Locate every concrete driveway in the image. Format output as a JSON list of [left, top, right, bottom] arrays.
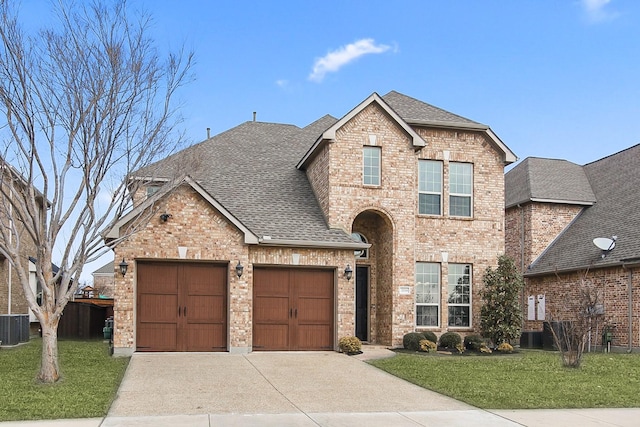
[[104, 350, 519, 426], [109, 351, 472, 415]]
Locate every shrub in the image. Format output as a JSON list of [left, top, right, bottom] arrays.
[[481, 255, 524, 346], [464, 334, 484, 351], [419, 339, 437, 353], [480, 344, 493, 354], [338, 336, 362, 354], [403, 332, 426, 351], [497, 342, 514, 353], [439, 332, 462, 349], [455, 343, 465, 354], [422, 331, 438, 343]]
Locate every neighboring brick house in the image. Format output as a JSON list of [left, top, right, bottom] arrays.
[[0, 165, 41, 323], [106, 91, 516, 356], [91, 261, 115, 298], [505, 145, 640, 350]]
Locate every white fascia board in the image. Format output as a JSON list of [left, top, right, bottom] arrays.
[[297, 92, 427, 169], [258, 237, 370, 250], [485, 128, 518, 164]]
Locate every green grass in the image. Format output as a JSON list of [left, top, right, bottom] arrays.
[[369, 350, 640, 409], [0, 339, 129, 421]]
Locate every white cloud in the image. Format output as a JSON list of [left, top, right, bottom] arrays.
[[581, 0, 619, 23], [309, 38, 391, 83], [276, 79, 289, 88]]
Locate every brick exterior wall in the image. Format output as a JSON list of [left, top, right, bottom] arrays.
[[307, 103, 507, 346], [523, 266, 640, 349], [0, 180, 39, 316], [113, 101, 509, 353], [92, 273, 115, 298], [505, 202, 583, 272], [113, 185, 353, 354]]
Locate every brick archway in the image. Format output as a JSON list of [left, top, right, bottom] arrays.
[[352, 209, 394, 346]]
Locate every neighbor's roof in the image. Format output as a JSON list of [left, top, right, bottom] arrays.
[[524, 144, 640, 276], [92, 261, 114, 276], [505, 157, 596, 208]]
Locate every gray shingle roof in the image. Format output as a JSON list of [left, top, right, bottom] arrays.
[[136, 91, 508, 246], [505, 157, 596, 208], [141, 116, 353, 244], [382, 91, 483, 127], [525, 144, 640, 276], [92, 261, 114, 275]]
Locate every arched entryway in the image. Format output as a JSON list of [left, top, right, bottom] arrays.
[[351, 209, 394, 346]]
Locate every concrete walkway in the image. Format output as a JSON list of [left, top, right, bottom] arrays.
[[2, 348, 639, 426]]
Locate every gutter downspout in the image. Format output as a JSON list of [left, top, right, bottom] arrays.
[[622, 259, 640, 352], [518, 204, 525, 330], [629, 268, 633, 352], [7, 189, 12, 315]]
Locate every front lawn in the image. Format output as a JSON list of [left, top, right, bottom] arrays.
[[0, 339, 129, 421], [369, 350, 640, 409]]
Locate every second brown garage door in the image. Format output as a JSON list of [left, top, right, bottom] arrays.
[[137, 262, 227, 352], [253, 268, 334, 351]]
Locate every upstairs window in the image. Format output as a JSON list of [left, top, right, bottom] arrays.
[[418, 160, 442, 215], [449, 162, 472, 217], [363, 146, 381, 186]]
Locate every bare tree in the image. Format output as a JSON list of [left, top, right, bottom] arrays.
[[0, 0, 192, 382], [547, 270, 604, 368]]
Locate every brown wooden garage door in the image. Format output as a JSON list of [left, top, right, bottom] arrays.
[[137, 262, 227, 352], [253, 268, 334, 351]]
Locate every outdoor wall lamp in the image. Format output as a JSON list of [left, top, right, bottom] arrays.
[[119, 258, 129, 277], [160, 213, 172, 222], [344, 264, 353, 281], [235, 261, 244, 278]]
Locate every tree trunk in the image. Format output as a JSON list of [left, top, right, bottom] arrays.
[[38, 318, 60, 383]]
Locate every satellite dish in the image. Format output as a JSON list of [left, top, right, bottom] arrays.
[[593, 237, 616, 251]]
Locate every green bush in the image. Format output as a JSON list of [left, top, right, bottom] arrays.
[[338, 336, 362, 354], [403, 332, 426, 351], [464, 334, 484, 351], [422, 331, 438, 343], [439, 332, 462, 349]]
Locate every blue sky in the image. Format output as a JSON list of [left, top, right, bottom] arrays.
[[138, 0, 640, 167], [18, 0, 640, 280]]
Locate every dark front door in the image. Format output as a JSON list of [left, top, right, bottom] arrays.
[[355, 266, 369, 342], [136, 262, 227, 352], [253, 267, 334, 351]]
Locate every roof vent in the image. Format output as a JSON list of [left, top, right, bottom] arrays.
[[253, 112, 256, 122]]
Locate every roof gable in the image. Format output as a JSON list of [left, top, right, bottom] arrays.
[[297, 92, 426, 169], [525, 144, 640, 276], [505, 157, 596, 208], [382, 91, 517, 164]]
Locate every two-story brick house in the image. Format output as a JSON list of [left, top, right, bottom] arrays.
[[106, 91, 516, 356], [505, 145, 640, 351], [0, 163, 45, 343]]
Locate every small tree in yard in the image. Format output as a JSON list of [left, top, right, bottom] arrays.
[[0, 0, 192, 383], [480, 255, 523, 346], [548, 271, 604, 368]]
